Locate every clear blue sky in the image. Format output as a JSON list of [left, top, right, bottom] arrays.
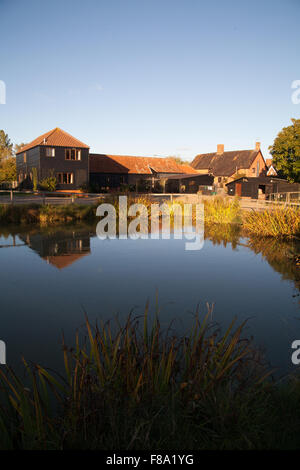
[[1, 0, 300, 160]]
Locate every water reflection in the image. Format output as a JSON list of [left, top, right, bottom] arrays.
[[0, 222, 300, 375], [0, 224, 299, 287], [18, 230, 92, 270]]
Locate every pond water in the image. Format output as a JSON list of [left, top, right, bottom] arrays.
[[0, 222, 299, 377]]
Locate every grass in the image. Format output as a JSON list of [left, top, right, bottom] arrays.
[[1, 306, 300, 450], [203, 197, 241, 224], [243, 206, 300, 239]]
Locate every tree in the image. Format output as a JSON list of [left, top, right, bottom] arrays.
[[0, 158, 16, 183], [0, 130, 13, 161], [14, 142, 27, 155], [268, 118, 300, 183], [169, 156, 189, 165]]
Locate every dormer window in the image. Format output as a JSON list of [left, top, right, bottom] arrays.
[[65, 149, 81, 161], [46, 147, 55, 157]]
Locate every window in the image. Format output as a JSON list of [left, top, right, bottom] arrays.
[[252, 168, 255, 174], [24, 152, 27, 163], [57, 173, 74, 184], [46, 147, 55, 157], [65, 148, 81, 160]]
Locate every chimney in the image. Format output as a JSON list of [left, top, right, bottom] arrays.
[[217, 144, 224, 155], [255, 141, 260, 151]]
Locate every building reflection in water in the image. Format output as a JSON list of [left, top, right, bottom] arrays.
[[19, 229, 92, 270]]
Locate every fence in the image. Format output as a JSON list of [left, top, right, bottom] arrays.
[[0, 190, 205, 205], [268, 192, 300, 205]]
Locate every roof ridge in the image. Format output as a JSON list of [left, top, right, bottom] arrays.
[[16, 127, 89, 154], [40, 127, 58, 144]]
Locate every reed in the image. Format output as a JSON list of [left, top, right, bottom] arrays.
[[243, 207, 300, 238], [0, 306, 277, 450], [203, 197, 241, 224]]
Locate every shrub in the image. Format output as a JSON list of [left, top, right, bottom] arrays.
[[39, 176, 57, 192]]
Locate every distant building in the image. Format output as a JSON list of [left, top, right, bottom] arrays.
[[16, 127, 198, 191], [16, 128, 90, 190], [191, 142, 268, 187], [225, 176, 294, 199], [165, 173, 214, 194], [265, 158, 278, 176], [89, 154, 197, 191]]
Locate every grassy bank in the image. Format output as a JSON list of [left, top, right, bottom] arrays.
[[0, 196, 240, 226], [0, 309, 300, 450], [1, 197, 300, 240]]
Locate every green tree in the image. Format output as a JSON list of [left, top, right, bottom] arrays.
[[268, 118, 300, 183], [0, 130, 13, 161], [0, 158, 17, 183]]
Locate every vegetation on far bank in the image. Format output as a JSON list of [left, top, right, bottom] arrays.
[[1, 307, 300, 450], [243, 206, 300, 239], [0, 195, 300, 239]]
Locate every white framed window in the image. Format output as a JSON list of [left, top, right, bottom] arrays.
[[46, 147, 55, 157], [57, 172, 74, 184], [65, 148, 81, 161]]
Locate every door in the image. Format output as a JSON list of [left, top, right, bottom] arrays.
[[235, 182, 242, 197]]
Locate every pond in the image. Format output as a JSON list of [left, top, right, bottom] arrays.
[[0, 222, 299, 377]]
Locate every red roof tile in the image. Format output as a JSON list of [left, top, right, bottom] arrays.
[[16, 127, 89, 154], [178, 164, 198, 174], [89, 154, 188, 174]]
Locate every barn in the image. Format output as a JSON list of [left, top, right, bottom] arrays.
[[165, 174, 214, 194], [225, 176, 288, 199]]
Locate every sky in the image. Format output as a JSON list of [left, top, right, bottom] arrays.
[[1, 0, 300, 161]]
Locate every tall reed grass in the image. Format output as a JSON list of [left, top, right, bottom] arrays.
[[0, 307, 275, 450], [243, 207, 300, 238], [204, 197, 241, 224]]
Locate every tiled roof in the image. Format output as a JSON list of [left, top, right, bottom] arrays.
[[89, 154, 190, 174], [16, 127, 89, 154], [191, 149, 263, 177], [178, 164, 198, 174]]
